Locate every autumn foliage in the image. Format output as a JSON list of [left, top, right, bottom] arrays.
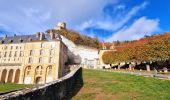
[[47, 29, 99, 48], [102, 33, 170, 64]]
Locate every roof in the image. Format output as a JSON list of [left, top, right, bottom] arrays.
[[0, 33, 61, 44], [99, 42, 115, 50]]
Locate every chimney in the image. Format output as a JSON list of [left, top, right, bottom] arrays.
[[50, 30, 55, 39], [3, 34, 7, 39], [14, 34, 17, 38], [36, 32, 40, 38], [40, 32, 45, 40]]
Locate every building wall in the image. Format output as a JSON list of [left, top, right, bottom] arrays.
[[0, 40, 68, 84], [0, 43, 24, 83]]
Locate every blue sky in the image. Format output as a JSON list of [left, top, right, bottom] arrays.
[[0, 0, 169, 42]]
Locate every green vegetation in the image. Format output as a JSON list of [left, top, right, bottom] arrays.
[[0, 83, 32, 93], [72, 69, 170, 100]]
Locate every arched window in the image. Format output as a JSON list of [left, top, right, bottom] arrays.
[[35, 66, 43, 75], [25, 66, 31, 76], [47, 66, 52, 76]]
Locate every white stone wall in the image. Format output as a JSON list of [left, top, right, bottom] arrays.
[[61, 36, 99, 69]]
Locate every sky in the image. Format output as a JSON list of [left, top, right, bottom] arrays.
[[0, 0, 169, 42]]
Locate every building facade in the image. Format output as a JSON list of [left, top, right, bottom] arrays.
[[98, 42, 116, 68], [0, 32, 68, 84]]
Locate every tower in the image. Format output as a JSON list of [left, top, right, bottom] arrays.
[[56, 22, 66, 30]]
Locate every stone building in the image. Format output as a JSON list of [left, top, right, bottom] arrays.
[[0, 32, 68, 84], [98, 42, 116, 68]]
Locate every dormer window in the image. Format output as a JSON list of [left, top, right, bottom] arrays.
[[19, 38, 23, 42], [29, 38, 32, 41], [103, 46, 106, 50], [0, 40, 4, 44], [10, 39, 13, 43], [110, 46, 114, 49]]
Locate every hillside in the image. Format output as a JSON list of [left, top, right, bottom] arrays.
[[46, 29, 99, 48], [114, 32, 170, 51], [102, 32, 170, 64]]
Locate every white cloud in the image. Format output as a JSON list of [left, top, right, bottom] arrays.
[[106, 17, 160, 42], [116, 5, 126, 10], [76, 1, 148, 32], [0, 0, 118, 35]]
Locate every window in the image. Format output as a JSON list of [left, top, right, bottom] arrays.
[[49, 57, 53, 63], [4, 46, 7, 50], [28, 57, 32, 63], [29, 50, 33, 56], [0, 52, 1, 58], [51, 42, 55, 48], [103, 46, 106, 50], [40, 49, 43, 55], [39, 57, 43, 63], [50, 49, 54, 55], [11, 46, 13, 50], [9, 51, 12, 57], [41, 43, 45, 48], [20, 51, 23, 57], [16, 46, 18, 49], [14, 51, 17, 57], [4, 52, 7, 57], [110, 46, 114, 49]]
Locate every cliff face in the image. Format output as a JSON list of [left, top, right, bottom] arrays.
[[61, 35, 99, 68]]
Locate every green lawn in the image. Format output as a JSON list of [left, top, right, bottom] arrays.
[[0, 83, 32, 93], [72, 69, 170, 100]]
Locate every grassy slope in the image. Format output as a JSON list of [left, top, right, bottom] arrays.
[[72, 69, 170, 100], [0, 83, 32, 93]]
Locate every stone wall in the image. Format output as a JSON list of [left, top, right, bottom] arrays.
[[61, 35, 99, 69], [0, 66, 83, 100]]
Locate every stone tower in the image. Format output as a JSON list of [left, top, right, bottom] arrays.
[[56, 22, 66, 30]]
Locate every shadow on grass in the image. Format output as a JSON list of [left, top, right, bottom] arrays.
[[64, 68, 84, 100]]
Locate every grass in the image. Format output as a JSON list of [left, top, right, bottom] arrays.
[[0, 83, 33, 93], [72, 69, 170, 100]]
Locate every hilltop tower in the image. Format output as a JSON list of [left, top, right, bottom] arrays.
[[56, 22, 66, 30]]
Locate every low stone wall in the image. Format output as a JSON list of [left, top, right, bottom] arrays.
[[0, 66, 83, 100]]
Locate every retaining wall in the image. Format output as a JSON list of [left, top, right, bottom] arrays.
[[0, 67, 83, 100]]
